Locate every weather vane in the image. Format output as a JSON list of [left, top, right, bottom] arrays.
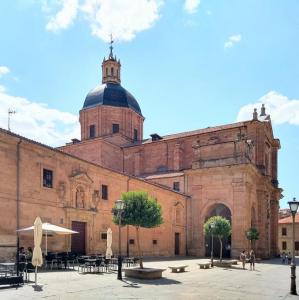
[[109, 33, 114, 59], [8, 108, 16, 131]]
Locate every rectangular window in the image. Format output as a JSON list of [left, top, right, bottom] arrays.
[[102, 185, 108, 200], [173, 182, 180, 191], [101, 233, 107, 240], [153, 240, 157, 245], [282, 227, 287, 236], [112, 123, 119, 133], [295, 242, 299, 251], [134, 129, 138, 141], [43, 169, 53, 188], [129, 239, 135, 245], [89, 124, 96, 138], [282, 241, 287, 250]]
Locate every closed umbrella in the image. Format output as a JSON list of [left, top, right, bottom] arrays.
[[32, 217, 43, 285], [106, 228, 113, 259]]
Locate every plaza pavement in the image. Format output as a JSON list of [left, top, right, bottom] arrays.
[[0, 257, 298, 300]]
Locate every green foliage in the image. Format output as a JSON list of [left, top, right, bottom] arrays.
[[204, 216, 231, 238], [246, 227, 259, 241], [112, 191, 163, 228]]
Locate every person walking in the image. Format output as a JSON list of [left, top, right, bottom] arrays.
[[249, 250, 255, 271], [240, 250, 246, 270], [281, 251, 286, 264]]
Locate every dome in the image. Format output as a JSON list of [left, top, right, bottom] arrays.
[[83, 83, 142, 116]]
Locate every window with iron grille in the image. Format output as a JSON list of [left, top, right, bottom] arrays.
[[102, 185, 108, 200], [153, 240, 157, 245], [173, 182, 180, 191], [295, 242, 299, 251], [282, 241, 287, 250], [129, 239, 135, 245], [89, 124, 96, 138], [101, 233, 107, 240], [112, 123, 119, 133], [134, 129, 138, 141], [282, 227, 287, 236], [43, 169, 53, 188]]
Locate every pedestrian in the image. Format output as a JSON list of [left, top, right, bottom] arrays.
[[249, 249, 255, 271], [240, 250, 246, 269], [288, 252, 292, 265], [281, 251, 286, 264]]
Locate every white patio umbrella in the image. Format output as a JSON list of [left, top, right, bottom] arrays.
[[17, 222, 78, 254], [106, 228, 113, 259], [32, 217, 43, 285]]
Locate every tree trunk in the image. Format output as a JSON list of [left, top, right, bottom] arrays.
[[219, 237, 223, 262], [136, 226, 143, 269]]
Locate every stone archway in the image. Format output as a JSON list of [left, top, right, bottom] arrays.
[[204, 203, 232, 258]]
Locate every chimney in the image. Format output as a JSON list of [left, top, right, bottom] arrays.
[[252, 108, 258, 120], [260, 104, 266, 116]]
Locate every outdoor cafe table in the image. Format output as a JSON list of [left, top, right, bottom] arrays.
[[84, 259, 97, 273]]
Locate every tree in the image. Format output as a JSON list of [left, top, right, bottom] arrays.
[[204, 216, 231, 262], [245, 227, 259, 251], [113, 191, 163, 269]]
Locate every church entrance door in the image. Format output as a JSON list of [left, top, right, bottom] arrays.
[[205, 204, 232, 258], [71, 221, 86, 255]]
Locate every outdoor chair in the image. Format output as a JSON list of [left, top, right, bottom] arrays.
[[25, 262, 35, 282], [77, 257, 87, 273], [65, 253, 76, 270], [102, 258, 111, 272]]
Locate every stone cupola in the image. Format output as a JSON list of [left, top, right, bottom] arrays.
[[101, 37, 121, 84]]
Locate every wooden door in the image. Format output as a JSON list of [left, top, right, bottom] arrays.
[[71, 221, 86, 255], [175, 232, 180, 255]]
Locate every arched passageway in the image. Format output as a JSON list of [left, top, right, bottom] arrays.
[[204, 203, 232, 258]]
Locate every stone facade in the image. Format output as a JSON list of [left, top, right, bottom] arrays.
[[0, 47, 282, 260], [0, 129, 187, 260], [278, 214, 299, 256]]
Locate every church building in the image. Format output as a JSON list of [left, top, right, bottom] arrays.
[[0, 45, 281, 260]]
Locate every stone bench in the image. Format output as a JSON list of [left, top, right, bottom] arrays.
[[168, 265, 188, 273], [213, 260, 232, 268], [198, 262, 211, 269], [124, 268, 166, 279]]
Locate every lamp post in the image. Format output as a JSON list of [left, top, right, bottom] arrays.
[[288, 197, 299, 295], [210, 222, 215, 267], [115, 199, 125, 280]]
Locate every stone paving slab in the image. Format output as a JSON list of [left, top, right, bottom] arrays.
[[0, 258, 298, 300]]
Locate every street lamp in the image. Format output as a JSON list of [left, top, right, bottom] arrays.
[[288, 197, 299, 295], [210, 222, 215, 267], [115, 199, 125, 280]]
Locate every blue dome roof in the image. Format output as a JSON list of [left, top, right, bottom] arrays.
[[83, 83, 142, 116]]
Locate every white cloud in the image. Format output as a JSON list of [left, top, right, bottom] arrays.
[[44, 0, 163, 42], [184, 0, 200, 14], [224, 34, 242, 49], [237, 91, 299, 126], [0, 66, 10, 77], [0, 87, 80, 147], [46, 0, 79, 32]]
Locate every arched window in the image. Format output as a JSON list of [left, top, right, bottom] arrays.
[[111, 67, 114, 76], [106, 68, 108, 76]]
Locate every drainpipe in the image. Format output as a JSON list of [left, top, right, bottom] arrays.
[[16, 139, 22, 275], [126, 177, 131, 257]]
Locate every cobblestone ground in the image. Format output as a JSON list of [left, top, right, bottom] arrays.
[[0, 257, 298, 300]]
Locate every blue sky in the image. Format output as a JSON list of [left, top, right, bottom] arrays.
[[0, 0, 298, 208]]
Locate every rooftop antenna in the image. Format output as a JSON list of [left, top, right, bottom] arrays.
[[8, 108, 16, 131]]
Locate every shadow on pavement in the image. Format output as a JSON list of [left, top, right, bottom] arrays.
[[32, 284, 43, 292], [123, 277, 181, 286]]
